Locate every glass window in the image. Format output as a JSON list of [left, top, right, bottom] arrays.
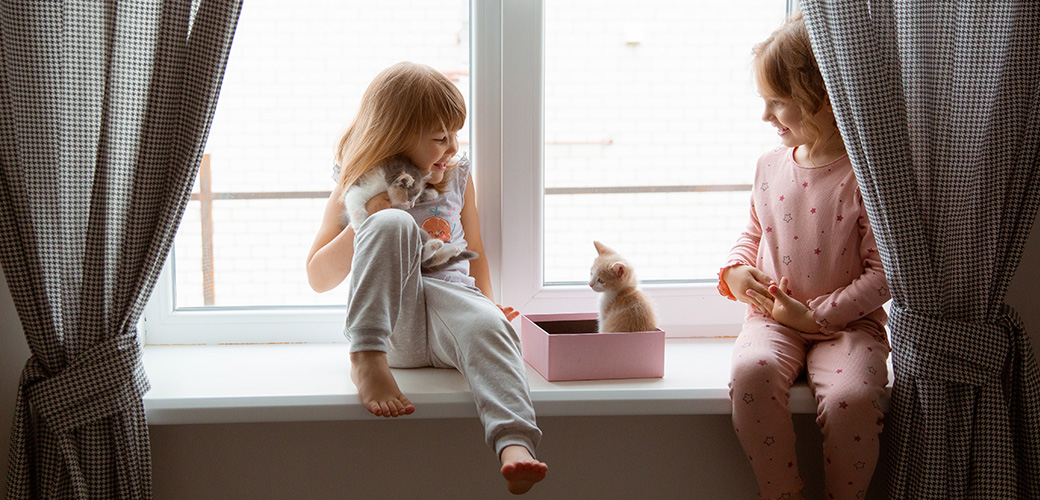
[[172, 0, 471, 308], [542, 1, 786, 284], [146, 1, 791, 343]]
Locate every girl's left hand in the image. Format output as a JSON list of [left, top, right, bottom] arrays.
[[498, 305, 519, 322], [767, 277, 821, 334]]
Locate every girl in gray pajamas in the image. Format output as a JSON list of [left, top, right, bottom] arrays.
[[306, 62, 546, 495]]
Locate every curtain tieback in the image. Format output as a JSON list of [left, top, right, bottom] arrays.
[[19, 332, 150, 434], [889, 304, 1023, 387]]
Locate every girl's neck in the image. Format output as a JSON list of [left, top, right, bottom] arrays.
[[793, 132, 847, 167]]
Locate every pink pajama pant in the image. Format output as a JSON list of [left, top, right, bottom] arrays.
[[730, 316, 889, 500]]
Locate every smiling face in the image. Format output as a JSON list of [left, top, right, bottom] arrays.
[[751, 15, 845, 167], [404, 128, 459, 185], [759, 82, 842, 166], [760, 87, 812, 149]]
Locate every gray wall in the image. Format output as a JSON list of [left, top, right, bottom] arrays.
[[2, 219, 1038, 499]]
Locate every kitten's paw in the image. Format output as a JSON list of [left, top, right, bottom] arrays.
[[345, 207, 369, 231], [421, 188, 440, 202], [421, 239, 445, 262], [422, 243, 465, 269], [428, 245, 460, 266]]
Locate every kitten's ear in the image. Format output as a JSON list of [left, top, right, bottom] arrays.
[[594, 241, 613, 255], [394, 172, 415, 188], [611, 262, 626, 279]]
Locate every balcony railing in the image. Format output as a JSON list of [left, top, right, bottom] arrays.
[[188, 153, 751, 305]]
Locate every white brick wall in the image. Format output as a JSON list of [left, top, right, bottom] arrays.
[[173, 1, 786, 307], [542, 1, 782, 282]]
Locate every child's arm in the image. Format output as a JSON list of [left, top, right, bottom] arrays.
[[804, 192, 890, 333], [459, 175, 518, 321], [718, 190, 774, 312], [459, 175, 492, 300], [306, 184, 390, 293]]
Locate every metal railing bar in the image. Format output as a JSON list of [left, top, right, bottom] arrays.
[[190, 191, 333, 201], [544, 184, 752, 195], [198, 154, 216, 306], [187, 185, 751, 202]]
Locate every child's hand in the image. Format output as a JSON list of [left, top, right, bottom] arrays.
[[723, 264, 775, 314], [766, 277, 821, 333], [365, 192, 392, 213], [498, 305, 519, 322]]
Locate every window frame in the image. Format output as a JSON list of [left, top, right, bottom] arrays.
[[143, 0, 750, 346], [497, 0, 745, 337]]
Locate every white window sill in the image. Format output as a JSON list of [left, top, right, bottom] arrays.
[[142, 338, 893, 425]]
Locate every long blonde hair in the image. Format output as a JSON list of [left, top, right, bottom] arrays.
[[753, 12, 834, 161], [335, 62, 466, 190]]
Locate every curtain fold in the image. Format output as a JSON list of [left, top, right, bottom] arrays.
[[801, 1, 1040, 498], [0, 1, 241, 498]]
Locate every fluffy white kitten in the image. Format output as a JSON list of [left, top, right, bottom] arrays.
[[342, 155, 477, 272]]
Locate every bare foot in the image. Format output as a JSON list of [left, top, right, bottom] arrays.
[[500, 445, 547, 495], [349, 351, 415, 417]]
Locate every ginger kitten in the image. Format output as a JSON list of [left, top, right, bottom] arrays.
[[589, 241, 658, 333]]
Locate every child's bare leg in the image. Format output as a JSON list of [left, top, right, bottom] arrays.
[[500, 445, 547, 495], [349, 350, 415, 417]]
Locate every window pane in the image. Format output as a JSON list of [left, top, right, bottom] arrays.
[[543, 1, 787, 283], [173, 0, 470, 308]]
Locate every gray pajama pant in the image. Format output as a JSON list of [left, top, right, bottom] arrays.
[[344, 209, 541, 457]]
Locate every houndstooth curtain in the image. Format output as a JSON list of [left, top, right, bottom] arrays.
[[801, 1, 1040, 499], [0, 1, 241, 498]]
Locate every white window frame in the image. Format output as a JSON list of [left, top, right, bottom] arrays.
[[143, 0, 747, 345], [496, 0, 744, 337]]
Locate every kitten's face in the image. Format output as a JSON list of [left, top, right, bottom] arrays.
[[589, 241, 636, 292], [386, 172, 428, 209], [384, 157, 434, 209], [590, 259, 632, 292]]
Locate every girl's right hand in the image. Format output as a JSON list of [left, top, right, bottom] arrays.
[[365, 192, 392, 214], [722, 264, 775, 314]]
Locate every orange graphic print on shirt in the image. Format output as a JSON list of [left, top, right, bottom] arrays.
[[421, 217, 452, 242]]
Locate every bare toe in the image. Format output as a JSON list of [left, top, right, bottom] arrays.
[[350, 351, 414, 418], [501, 461, 547, 495], [500, 446, 546, 495]]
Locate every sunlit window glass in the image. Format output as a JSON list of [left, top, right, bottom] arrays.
[[173, 0, 471, 307], [543, 2, 786, 284]]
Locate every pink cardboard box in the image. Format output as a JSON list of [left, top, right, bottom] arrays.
[[520, 312, 665, 381]]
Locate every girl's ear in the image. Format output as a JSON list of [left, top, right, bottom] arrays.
[[823, 96, 838, 127]]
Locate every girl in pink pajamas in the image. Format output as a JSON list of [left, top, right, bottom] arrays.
[[718, 14, 890, 500]]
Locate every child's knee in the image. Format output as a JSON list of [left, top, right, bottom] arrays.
[[469, 315, 520, 349], [729, 359, 792, 405], [362, 208, 416, 233], [817, 384, 884, 428], [731, 352, 788, 386]]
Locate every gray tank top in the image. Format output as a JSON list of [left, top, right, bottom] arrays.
[[406, 153, 475, 289], [333, 152, 476, 290]]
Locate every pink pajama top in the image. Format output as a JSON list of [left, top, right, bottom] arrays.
[[718, 146, 890, 338]]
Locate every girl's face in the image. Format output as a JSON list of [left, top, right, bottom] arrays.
[[405, 128, 459, 185], [760, 86, 842, 165], [760, 91, 814, 149]]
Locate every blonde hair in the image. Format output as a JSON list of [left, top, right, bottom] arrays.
[[335, 62, 467, 190], [753, 12, 833, 161]]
